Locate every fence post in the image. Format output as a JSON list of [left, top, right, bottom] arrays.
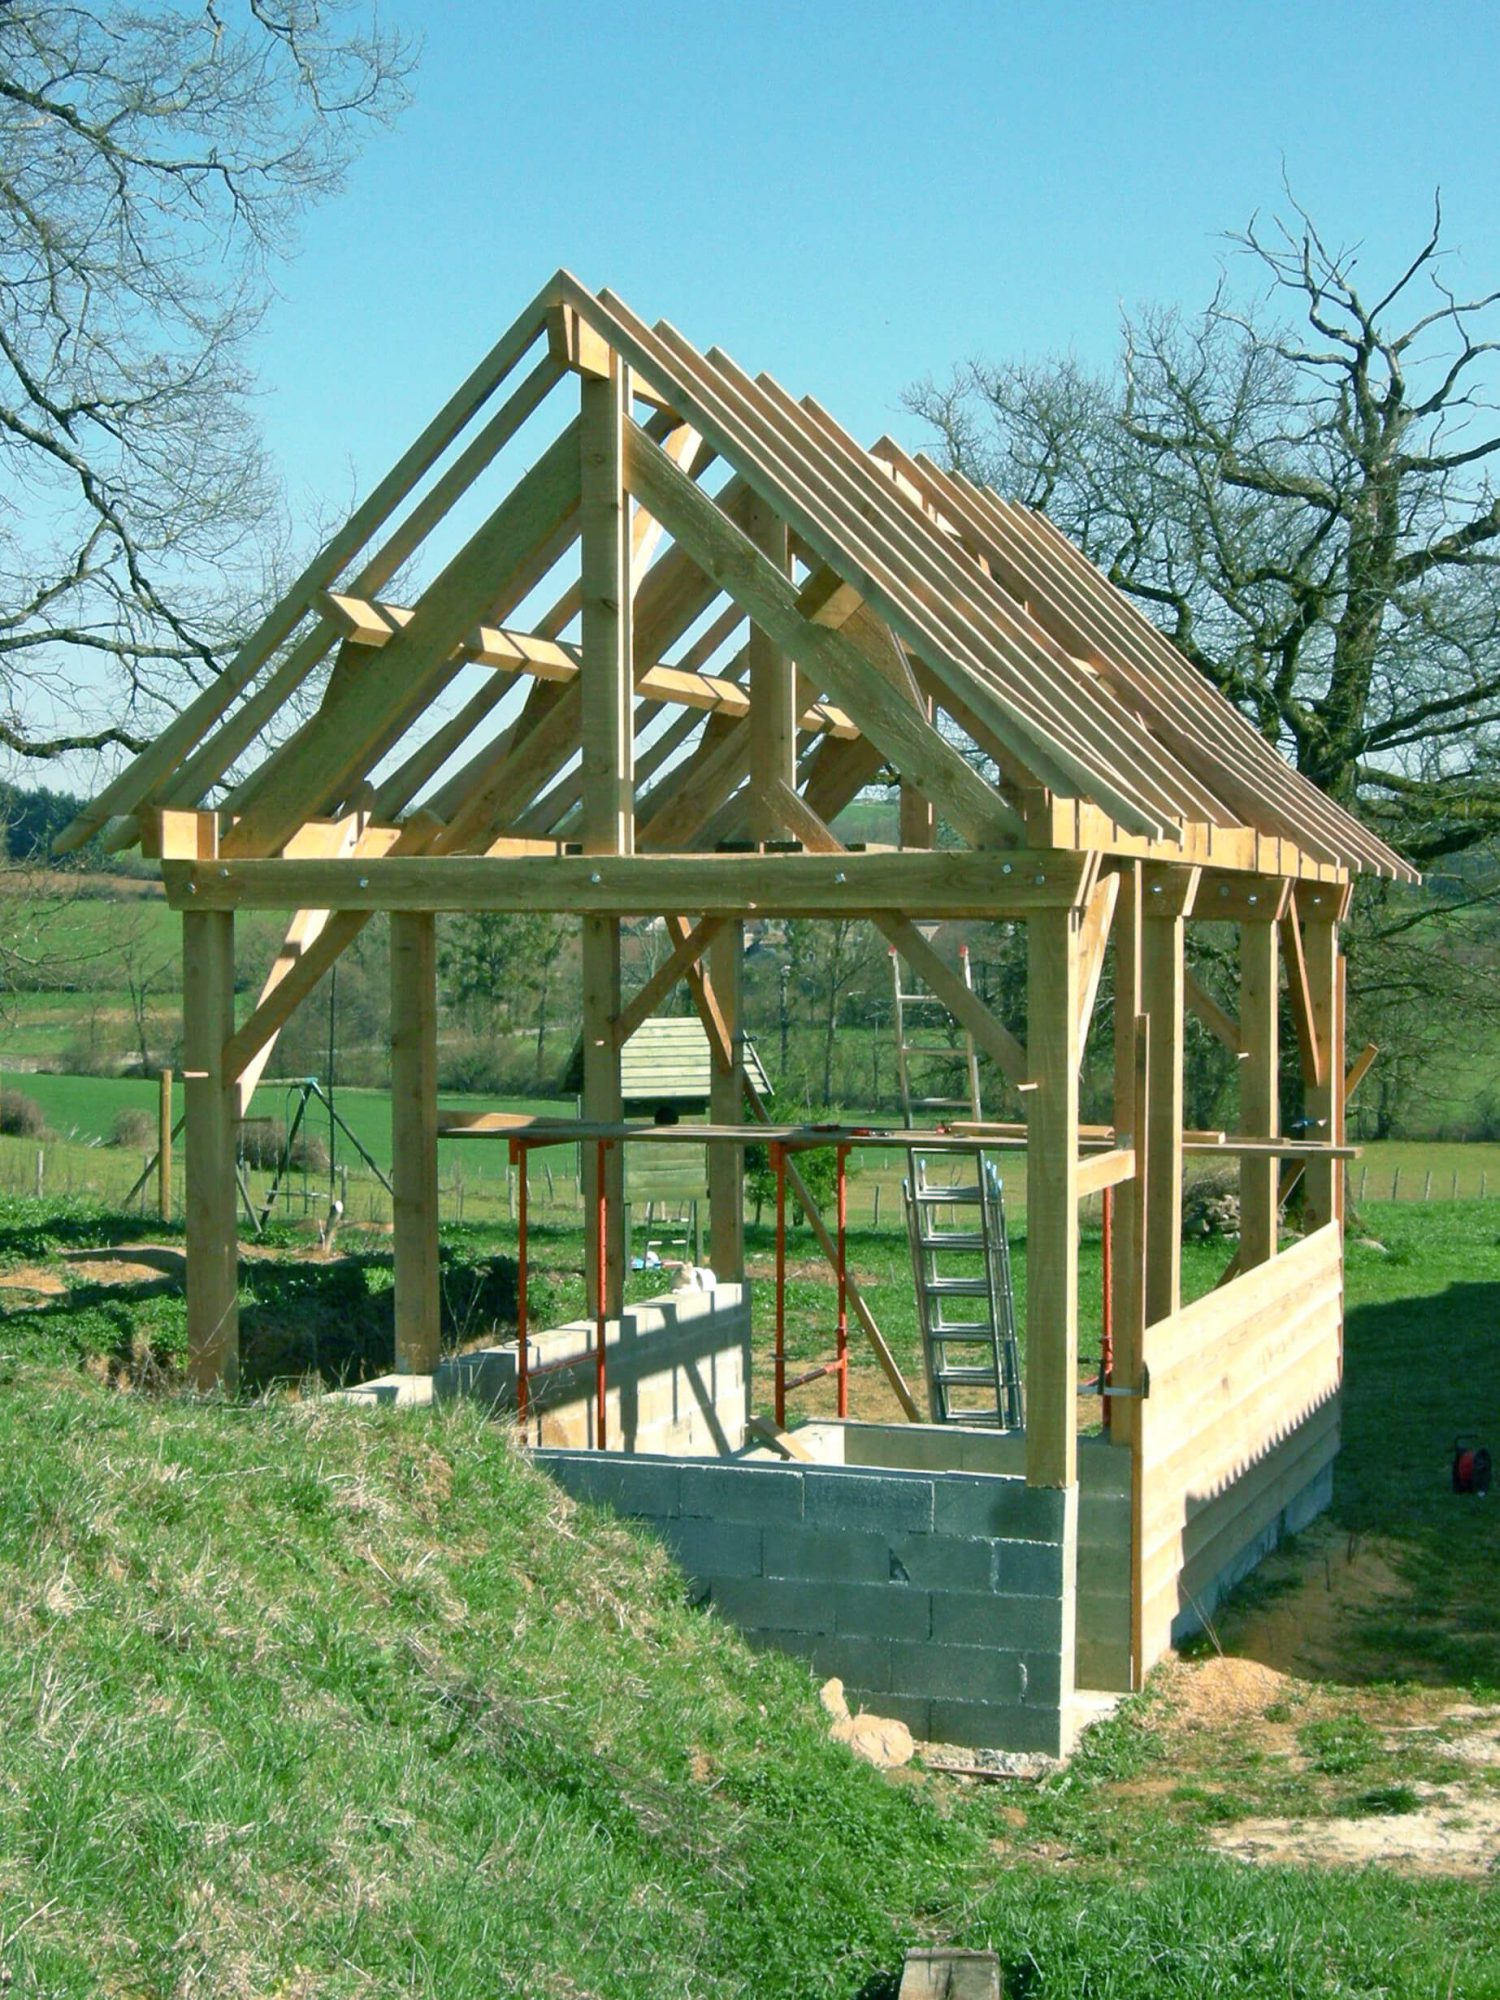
[[1392, 1168, 1401, 1200], [34, 1147, 43, 1200], [1423, 1169, 1433, 1201]]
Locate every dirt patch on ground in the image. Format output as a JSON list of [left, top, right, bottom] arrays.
[[1214, 1519, 1413, 1680], [1160, 1654, 1293, 1731], [1212, 1788, 1500, 1878], [0, 1264, 66, 1297]]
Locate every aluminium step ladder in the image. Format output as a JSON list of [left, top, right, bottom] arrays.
[[903, 1146, 1023, 1429], [890, 943, 983, 1125]]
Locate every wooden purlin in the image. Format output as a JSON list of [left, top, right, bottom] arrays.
[[153, 351, 568, 829], [776, 378, 1229, 834], [995, 492, 1412, 882], [569, 282, 1135, 823], [58, 281, 562, 855], [624, 422, 1021, 849], [644, 302, 1176, 836], [872, 438, 1341, 864], [221, 419, 586, 856]]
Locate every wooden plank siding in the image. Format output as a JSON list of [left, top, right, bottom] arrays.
[[1136, 1223, 1343, 1672]]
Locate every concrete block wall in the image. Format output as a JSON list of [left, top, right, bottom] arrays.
[[794, 1421, 1133, 1694], [436, 1285, 749, 1456], [537, 1446, 1079, 1756]]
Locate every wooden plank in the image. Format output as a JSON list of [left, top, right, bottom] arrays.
[[708, 922, 746, 1281], [1302, 895, 1341, 1230], [164, 849, 1096, 916], [581, 352, 634, 856], [1142, 893, 1185, 1327], [1025, 904, 1081, 1488], [222, 418, 584, 859], [183, 910, 238, 1391], [582, 916, 625, 1317], [1076, 1146, 1136, 1198], [745, 494, 794, 839], [614, 917, 724, 1047], [1279, 901, 1324, 1089], [745, 1414, 814, 1461], [1077, 868, 1119, 1057], [391, 913, 440, 1372], [1195, 873, 1295, 924], [1185, 968, 1242, 1057], [1110, 863, 1144, 1454], [624, 421, 1023, 849], [157, 1068, 173, 1224]]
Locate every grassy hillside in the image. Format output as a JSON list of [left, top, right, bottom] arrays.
[[1, 1196, 1499, 1992]]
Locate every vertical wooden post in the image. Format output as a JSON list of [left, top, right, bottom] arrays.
[[1239, 917, 1279, 1267], [580, 349, 633, 858], [391, 912, 440, 1372], [582, 914, 624, 1316], [1140, 866, 1197, 1327], [157, 1067, 174, 1224], [183, 912, 238, 1391], [708, 920, 745, 1281], [1109, 864, 1143, 1452], [1302, 889, 1343, 1232], [1025, 905, 1080, 1490], [746, 495, 794, 840]]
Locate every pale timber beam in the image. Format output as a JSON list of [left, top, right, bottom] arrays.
[[1141, 864, 1198, 1326], [708, 923, 746, 1281], [623, 422, 1023, 848], [184, 909, 239, 1392], [582, 916, 625, 1317], [222, 418, 583, 859], [1280, 900, 1325, 1089], [1301, 891, 1343, 1232], [1077, 868, 1119, 1058], [391, 913, 441, 1373], [1239, 916, 1279, 1267], [1184, 969, 1243, 1057], [581, 351, 634, 856], [1025, 903, 1081, 1488], [613, 915, 724, 1048], [746, 494, 794, 839], [164, 850, 1096, 917]]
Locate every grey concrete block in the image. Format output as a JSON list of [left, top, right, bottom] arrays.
[[931, 1476, 1066, 1542], [801, 1632, 894, 1695], [890, 1640, 1063, 1707], [869, 1690, 932, 1740], [828, 1582, 932, 1642], [991, 1539, 1067, 1597], [1076, 1637, 1132, 1693], [680, 1461, 805, 1524], [538, 1452, 681, 1520], [888, 1532, 996, 1593], [931, 1590, 1065, 1651], [803, 1469, 935, 1535], [926, 1699, 1067, 1756], [1076, 1544, 1130, 1596], [763, 1525, 891, 1586], [658, 1516, 763, 1580], [710, 1575, 832, 1634]]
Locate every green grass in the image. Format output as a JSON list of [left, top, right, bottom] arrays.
[[3, 1197, 1500, 1991]]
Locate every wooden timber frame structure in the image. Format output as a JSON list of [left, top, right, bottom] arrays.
[[63, 272, 1414, 1685]]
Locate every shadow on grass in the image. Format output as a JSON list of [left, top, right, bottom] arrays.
[[2, 1243, 518, 1397]]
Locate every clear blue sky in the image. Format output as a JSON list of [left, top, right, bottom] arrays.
[[253, 0, 1500, 514]]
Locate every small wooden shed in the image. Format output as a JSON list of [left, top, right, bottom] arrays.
[[59, 271, 1412, 1695]]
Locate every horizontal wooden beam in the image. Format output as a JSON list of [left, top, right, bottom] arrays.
[[161, 848, 1097, 916], [1076, 1146, 1136, 1198], [1183, 1135, 1359, 1159], [325, 595, 858, 739]]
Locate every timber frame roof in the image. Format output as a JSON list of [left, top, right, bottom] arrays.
[[62, 270, 1414, 891]]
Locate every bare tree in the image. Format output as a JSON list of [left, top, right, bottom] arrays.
[[908, 192, 1500, 868], [909, 192, 1500, 1134], [0, 2, 415, 765]]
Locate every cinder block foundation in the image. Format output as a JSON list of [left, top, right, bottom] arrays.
[[435, 1283, 750, 1456]]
